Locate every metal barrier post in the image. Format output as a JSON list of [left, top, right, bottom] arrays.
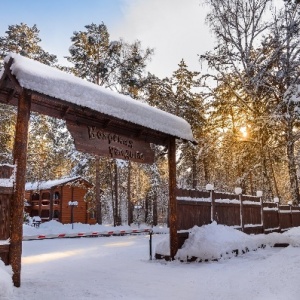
[[149, 230, 153, 260]]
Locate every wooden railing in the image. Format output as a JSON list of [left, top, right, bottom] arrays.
[[176, 188, 300, 234]]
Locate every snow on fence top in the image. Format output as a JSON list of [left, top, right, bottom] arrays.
[[2, 53, 195, 143]]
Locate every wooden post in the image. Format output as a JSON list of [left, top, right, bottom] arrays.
[[211, 189, 215, 222], [10, 90, 31, 287], [240, 194, 244, 232], [277, 202, 281, 232], [168, 137, 178, 259], [49, 188, 53, 220], [260, 196, 264, 233], [290, 204, 293, 228]]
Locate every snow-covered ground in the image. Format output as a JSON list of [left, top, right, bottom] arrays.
[[1, 221, 300, 300]]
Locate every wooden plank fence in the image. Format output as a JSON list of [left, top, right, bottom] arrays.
[[0, 165, 14, 265], [176, 188, 300, 234]]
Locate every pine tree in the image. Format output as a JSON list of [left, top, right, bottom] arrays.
[[117, 40, 153, 98], [67, 22, 119, 87], [201, 0, 286, 199], [201, 0, 300, 203], [67, 22, 154, 223], [0, 23, 60, 174], [146, 60, 204, 188], [0, 23, 57, 66]]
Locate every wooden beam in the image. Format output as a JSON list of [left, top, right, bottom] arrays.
[[10, 90, 31, 287], [60, 105, 70, 118], [168, 137, 178, 259], [4, 58, 22, 94], [0, 70, 7, 91], [6, 89, 17, 104], [102, 119, 111, 128], [0, 57, 13, 90]]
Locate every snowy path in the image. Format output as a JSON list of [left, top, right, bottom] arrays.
[[12, 234, 300, 300]]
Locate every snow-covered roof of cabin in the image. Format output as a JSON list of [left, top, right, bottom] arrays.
[[2, 53, 195, 142], [25, 176, 85, 191]]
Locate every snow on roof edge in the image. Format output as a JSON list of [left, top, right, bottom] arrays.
[[2, 53, 195, 143], [25, 176, 87, 191]]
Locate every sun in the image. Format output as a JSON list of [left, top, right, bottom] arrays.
[[240, 126, 248, 138]]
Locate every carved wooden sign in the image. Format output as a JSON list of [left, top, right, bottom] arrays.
[[66, 122, 155, 164]]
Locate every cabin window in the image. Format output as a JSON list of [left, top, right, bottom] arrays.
[[31, 209, 39, 217], [31, 193, 40, 200], [53, 191, 60, 199], [53, 199, 60, 205], [42, 192, 50, 200], [53, 210, 60, 219], [41, 210, 49, 219], [89, 210, 95, 219]]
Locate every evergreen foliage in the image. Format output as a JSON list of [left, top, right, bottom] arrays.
[[2, 1, 300, 225], [0, 23, 57, 66]]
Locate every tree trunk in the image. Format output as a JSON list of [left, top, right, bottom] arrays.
[[95, 156, 102, 224], [192, 148, 197, 188], [114, 161, 121, 225], [286, 124, 300, 204], [152, 192, 158, 226], [145, 192, 149, 223], [109, 161, 115, 226], [127, 162, 133, 225]]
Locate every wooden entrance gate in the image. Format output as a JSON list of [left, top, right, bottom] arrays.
[[0, 53, 195, 286]]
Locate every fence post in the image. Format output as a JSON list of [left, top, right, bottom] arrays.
[[235, 188, 243, 232], [274, 197, 280, 232], [240, 194, 244, 232], [257, 191, 264, 233], [277, 203, 281, 232], [288, 201, 293, 229], [206, 184, 215, 222]]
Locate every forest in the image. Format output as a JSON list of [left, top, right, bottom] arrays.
[[1, 0, 300, 226]]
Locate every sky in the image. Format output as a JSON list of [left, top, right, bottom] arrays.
[[0, 0, 214, 78]]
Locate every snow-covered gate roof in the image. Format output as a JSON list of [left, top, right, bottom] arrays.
[[0, 53, 195, 146]]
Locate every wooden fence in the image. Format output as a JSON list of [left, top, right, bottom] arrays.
[[0, 165, 14, 265], [176, 188, 300, 234]]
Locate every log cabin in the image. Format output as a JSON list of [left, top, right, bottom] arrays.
[[24, 176, 97, 225]]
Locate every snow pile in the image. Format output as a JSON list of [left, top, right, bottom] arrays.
[[156, 222, 300, 261], [23, 220, 152, 236], [0, 260, 13, 300], [178, 223, 261, 261], [177, 223, 263, 261], [282, 227, 300, 246]]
